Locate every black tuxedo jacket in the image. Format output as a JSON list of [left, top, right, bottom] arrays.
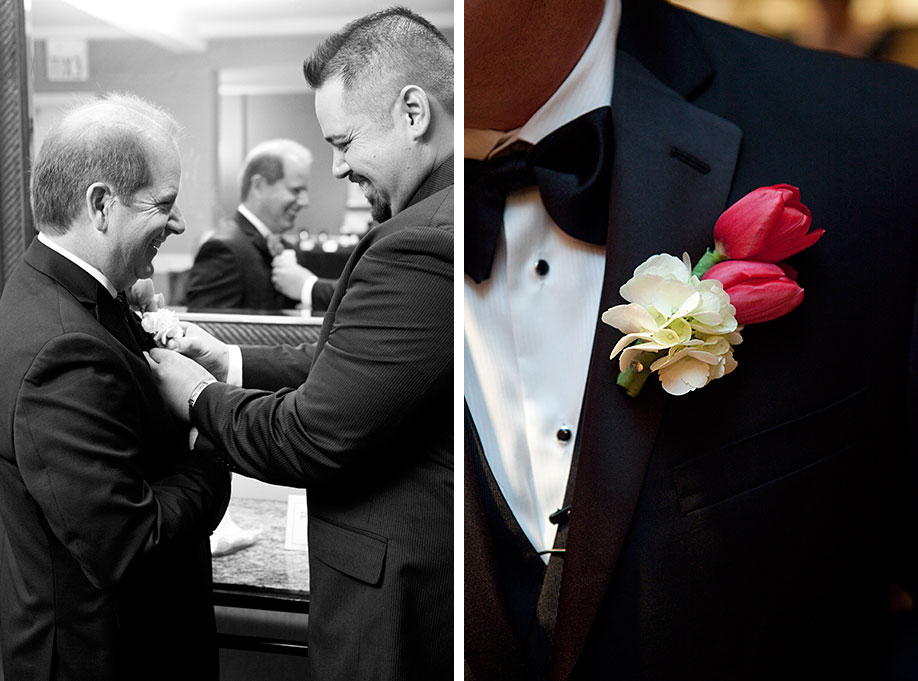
[[192, 158, 454, 681], [0, 240, 230, 681], [186, 211, 335, 312], [465, 3, 918, 680]]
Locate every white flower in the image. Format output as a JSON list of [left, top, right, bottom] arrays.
[[601, 253, 743, 396], [141, 309, 185, 346]]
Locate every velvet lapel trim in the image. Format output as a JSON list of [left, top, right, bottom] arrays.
[[549, 51, 742, 681], [464, 403, 531, 681]]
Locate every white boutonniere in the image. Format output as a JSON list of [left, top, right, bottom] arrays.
[[602, 184, 824, 397], [126, 279, 185, 347]]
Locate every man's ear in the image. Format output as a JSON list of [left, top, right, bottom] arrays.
[[397, 85, 431, 140], [86, 182, 113, 232]]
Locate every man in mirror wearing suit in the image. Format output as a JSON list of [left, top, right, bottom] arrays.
[[147, 8, 454, 681], [186, 138, 335, 313], [0, 93, 230, 681], [464, 0, 918, 679]]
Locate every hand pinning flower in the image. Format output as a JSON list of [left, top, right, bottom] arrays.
[[602, 184, 822, 397]]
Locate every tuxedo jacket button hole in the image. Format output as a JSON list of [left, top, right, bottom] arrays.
[[535, 259, 550, 276], [556, 427, 572, 442]]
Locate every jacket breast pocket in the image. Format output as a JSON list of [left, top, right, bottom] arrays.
[[309, 515, 387, 585], [671, 388, 869, 515]]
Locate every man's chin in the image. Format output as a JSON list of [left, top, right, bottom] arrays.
[[369, 200, 392, 223]]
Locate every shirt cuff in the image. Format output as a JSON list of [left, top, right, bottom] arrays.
[[227, 344, 243, 386], [299, 273, 319, 311]]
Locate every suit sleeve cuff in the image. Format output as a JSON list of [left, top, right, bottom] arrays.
[[227, 344, 243, 386], [299, 273, 319, 310]]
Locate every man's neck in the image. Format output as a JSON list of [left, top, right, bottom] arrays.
[[238, 204, 273, 239], [465, 0, 606, 130], [38, 231, 118, 297]]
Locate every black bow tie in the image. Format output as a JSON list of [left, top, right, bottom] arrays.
[[99, 290, 155, 355], [465, 106, 614, 283]]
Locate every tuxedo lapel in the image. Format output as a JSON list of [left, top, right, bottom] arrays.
[[550, 51, 742, 681], [236, 211, 272, 261], [464, 404, 531, 681]]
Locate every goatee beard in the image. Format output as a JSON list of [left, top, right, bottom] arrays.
[[370, 199, 392, 223]]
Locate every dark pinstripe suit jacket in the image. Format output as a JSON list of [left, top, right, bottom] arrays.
[[192, 157, 454, 681]]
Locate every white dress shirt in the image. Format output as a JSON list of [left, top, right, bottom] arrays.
[[37, 232, 118, 299], [238, 203, 317, 311], [464, 0, 622, 558]]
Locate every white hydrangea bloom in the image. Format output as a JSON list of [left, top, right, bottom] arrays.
[[141, 309, 185, 346], [601, 253, 743, 396]]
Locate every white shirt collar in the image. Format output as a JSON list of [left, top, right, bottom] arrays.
[[37, 231, 118, 299], [464, 0, 621, 160], [238, 203, 272, 240]]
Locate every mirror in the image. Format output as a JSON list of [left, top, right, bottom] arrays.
[[24, 0, 454, 314]]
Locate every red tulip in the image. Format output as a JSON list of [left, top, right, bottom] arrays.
[[714, 184, 824, 262], [703, 260, 804, 325]]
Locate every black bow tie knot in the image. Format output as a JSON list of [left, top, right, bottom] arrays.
[[465, 106, 614, 283]]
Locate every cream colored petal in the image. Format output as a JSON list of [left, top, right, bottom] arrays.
[[658, 357, 711, 396], [610, 332, 656, 359], [672, 291, 701, 319], [601, 303, 658, 333], [686, 350, 720, 365]]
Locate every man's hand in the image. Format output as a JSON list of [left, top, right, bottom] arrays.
[[146, 348, 215, 423], [165, 322, 230, 381], [272, 253, 316, 301]]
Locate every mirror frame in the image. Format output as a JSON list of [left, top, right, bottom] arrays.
[[0, 0, 33, 295]]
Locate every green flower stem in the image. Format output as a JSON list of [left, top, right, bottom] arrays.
[[691, 248, 725, 278], [616, 351, 662, 398]]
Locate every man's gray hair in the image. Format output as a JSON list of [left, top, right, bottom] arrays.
[[30, 92, 181, 235], [303, 7, 453, 118], [239, 139, 313, 201]]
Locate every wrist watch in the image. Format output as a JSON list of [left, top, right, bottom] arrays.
[[188, 377, 216, 414]]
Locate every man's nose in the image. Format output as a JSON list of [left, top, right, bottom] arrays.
[[331, 149, 349, 180], [167, 205, 186, 234], [296, 189, 310, 209]]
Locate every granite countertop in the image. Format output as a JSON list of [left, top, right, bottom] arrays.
[[212, 497, 310, 597]]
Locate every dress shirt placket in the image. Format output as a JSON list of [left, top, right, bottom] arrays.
[[504, 191, 605, 554]]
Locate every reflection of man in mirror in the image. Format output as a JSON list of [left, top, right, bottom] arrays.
[[0, 92, 230, 681], [146, 8, 453, 681], [185, 138, 335, 313]]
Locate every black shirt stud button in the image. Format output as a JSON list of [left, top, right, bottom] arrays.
[[556, 427, 572, 442], [535, 259, 550, 276]]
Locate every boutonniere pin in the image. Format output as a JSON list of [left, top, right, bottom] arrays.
[[126, 278, 185, 347], [602, 184, 824, 397]]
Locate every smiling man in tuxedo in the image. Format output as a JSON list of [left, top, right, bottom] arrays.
[[146, 8, 453, 681], [186, 138, 335, 313], [464, 0, 918, 679], [0, 93, 230, 681]]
